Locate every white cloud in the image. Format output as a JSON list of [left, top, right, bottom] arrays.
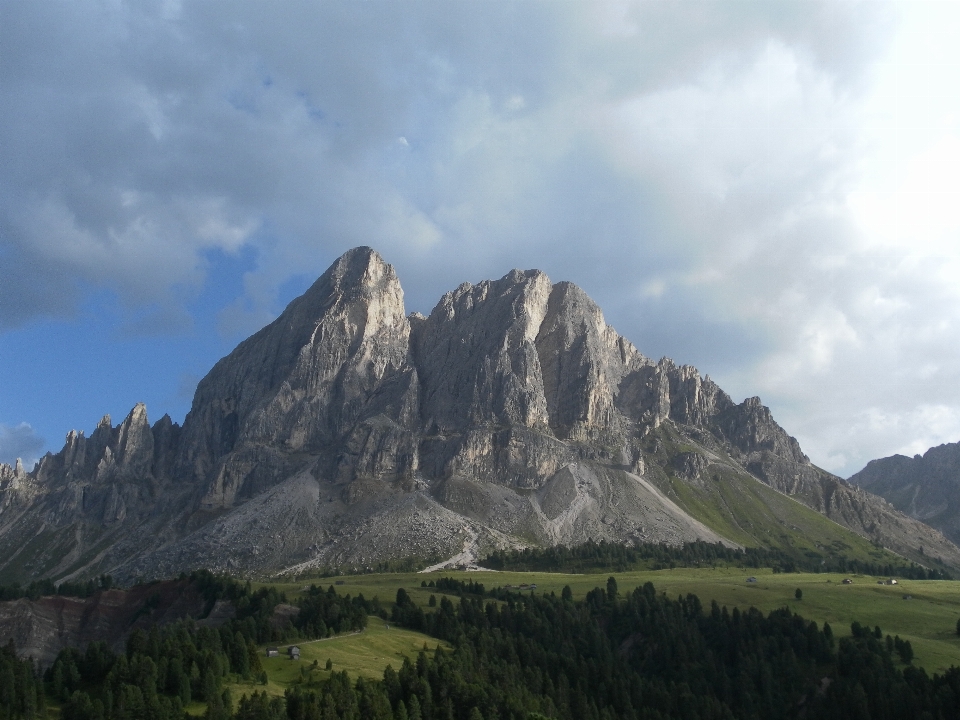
[[5, 0, 960, 479], [0, 423, 45, 468]]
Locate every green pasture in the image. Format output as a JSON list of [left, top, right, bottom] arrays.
[[262, 621, 450, 684], [214, 620, 450, 712], [276, 567, 960, 675]]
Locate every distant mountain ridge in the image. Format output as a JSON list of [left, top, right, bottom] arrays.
[[2, 247, 958, 583], [850, 442, 960, 547]]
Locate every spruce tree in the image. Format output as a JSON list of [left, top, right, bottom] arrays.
[[606, 576, 618, 601]]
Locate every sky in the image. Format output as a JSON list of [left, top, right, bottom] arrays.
[[2, 0, 960, 479]]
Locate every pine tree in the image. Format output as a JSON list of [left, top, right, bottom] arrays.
[[606, 576, 618, 601]]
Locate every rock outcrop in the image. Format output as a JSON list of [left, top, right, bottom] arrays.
[[0, 579, 228, 668], [176, 248, 418, 508], [2, 246, 959, 582], [705, 396, 957, 563], [0, 403, 191, 584], [851, 442, 960, 547]]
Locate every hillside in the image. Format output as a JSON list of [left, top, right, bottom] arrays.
[[0, 578, 222, 668]]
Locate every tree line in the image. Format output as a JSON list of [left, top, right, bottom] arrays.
[[32, 571, 376, 720], [234, 578, 960, 720], [479, 540, 951, 579], [0, 575, 115, 602], [3, 568, 960, 718]]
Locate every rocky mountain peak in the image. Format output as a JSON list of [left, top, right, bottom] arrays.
[[0, 458, 30, 490], [111, 403, 154, 478], [714, 395, 808, 464], [851, 441, 960, 546], [414, 268, 553, 433], [176, 246, 417, 505], [294, 245, 407, 347], [536, 280, 648, 441], [3, 246, 959, 583]]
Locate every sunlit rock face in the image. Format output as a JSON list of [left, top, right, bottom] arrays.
[[2, 246, 959, 584]]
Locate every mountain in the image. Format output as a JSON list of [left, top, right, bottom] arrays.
[[2, 247, 958, 583], [850, 442, 960, 547]]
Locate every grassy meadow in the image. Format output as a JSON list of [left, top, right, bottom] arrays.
[[259, 621, 451, 684], [192, 619, 450, 714], [260, 567, 960, 677]]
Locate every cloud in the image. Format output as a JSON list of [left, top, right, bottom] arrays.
[[0, 423, 45, 468], [4, 0, 959, 477], [0, 0, 884, 326]]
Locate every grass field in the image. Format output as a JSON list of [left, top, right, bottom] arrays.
[[204, 620, 451, 714], [267, 567, 960, 676], [261, 621, 451, 685]]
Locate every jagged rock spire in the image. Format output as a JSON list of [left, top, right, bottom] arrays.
[[3, 246, 959, 583]]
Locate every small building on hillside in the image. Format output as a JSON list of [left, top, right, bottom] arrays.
[[288, 646, 300, 660], [266, 647, 279, 657]]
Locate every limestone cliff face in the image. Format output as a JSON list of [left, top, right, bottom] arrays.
[[409, 269, 554, 489], [535, 281, 647, 442], [176, 247, 419, 507], [851, 443, 960, 547], [414, 269, 552, 433], [0, 458, 27, 484], [3, 246, 959, 582]]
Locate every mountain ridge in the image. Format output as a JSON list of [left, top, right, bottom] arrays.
[[850, 441, 960, 547], [2, 247, 958, 582]]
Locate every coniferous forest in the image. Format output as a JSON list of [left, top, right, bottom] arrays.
[[1, 570, 960, 719], [480, 540, 951, 579]]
